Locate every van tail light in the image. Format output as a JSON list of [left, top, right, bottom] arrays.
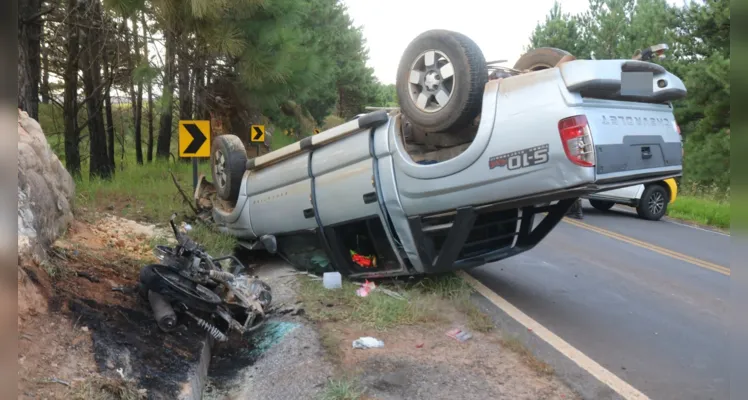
[[558, 115, 595, 167]]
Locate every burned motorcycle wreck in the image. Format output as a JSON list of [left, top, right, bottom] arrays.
[[138, 213, 271, 342]]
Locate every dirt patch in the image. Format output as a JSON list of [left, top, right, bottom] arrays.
[[297, 275, 579, 400], [326, 323, 573, 399], [18, 214, 207, 400]]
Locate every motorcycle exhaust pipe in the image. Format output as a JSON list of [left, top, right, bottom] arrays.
[[148, 290, 177, 332]]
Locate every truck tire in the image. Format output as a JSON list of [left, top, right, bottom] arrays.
[[211, 134, 247, 202], [513, 47, 572, 71], [636, 185, 668, 221], [396, 30, 487, 133], [589, 200, 615, 212]]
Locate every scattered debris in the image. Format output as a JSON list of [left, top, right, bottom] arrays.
[[446, 328, 473, 342], [356, 280, 376, 297], [378, 286, 406, 300], [350, 249, 376, 268], [278, 305, 305, 316], [415, 343, 424, 348], [137, 213, 272, 341], [323, 272, 342, 289], [352, 281, 406, 300], [46, 377, 71, 387], [353, 337, 385, 349]]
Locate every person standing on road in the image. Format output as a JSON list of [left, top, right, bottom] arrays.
[[566, 198, 584, 220]]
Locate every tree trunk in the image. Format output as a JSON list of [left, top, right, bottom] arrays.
[[101, 24, 115, 172], [40, 23, 50, 104], [18, 0, 43, 119], [194, 59, 205, 120], [81, 0, 111, 179], [178, 38, 192, 121], [156, 27, 176, 159], [132, 15, 143, 164], [103, 60, 115, 172], [63, 0, 80, 177], [122, 18, 141, 164], [142, 12, 154, 162]]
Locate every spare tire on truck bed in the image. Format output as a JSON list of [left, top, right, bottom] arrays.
[[396, 29, 488, 134], [513, 47, 572, 71]]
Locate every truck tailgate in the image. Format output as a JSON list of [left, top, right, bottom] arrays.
[[558, 59, 684, 184], [583, 99, 682, 183]]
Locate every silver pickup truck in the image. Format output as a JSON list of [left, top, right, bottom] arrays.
[[199, 30, 686, 279]]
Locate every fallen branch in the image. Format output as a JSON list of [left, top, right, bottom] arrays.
[[170, 171, 199, 215], [76, 271, 100, 283]]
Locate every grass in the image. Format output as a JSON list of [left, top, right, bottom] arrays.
[[39, 258, 71, 281], [298, 273, 494, 333], [668, 195, 730, 229], [317, 377, 365, 400], [410, 274, 494, 333], [298, 277, 442, 331], [270, 130, 302, 150], [74, 159, 212, 223], [501, 335, 554, 376]]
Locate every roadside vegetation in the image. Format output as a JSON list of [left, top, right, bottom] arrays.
[[298, 273, 493, 334], [317, 378, 365, 400], [668, 195, 730, 229]]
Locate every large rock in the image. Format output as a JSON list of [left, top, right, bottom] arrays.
[[17, 109, 75, 260]]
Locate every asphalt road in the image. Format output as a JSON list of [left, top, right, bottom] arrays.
[[469, 201, 730, 400]]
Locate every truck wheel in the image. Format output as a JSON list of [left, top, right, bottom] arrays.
[[589, 200, 615, 212], [396, 30, 487, 133], [636, 185, 668, 221], [513, 47, 572, 71], [211, 134, 247, 202]]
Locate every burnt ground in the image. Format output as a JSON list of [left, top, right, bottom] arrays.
[[18, 217, 210, 400]]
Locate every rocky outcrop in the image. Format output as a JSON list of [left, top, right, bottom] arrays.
[[18, 109, 75, 261]]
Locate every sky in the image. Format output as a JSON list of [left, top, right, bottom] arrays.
[[342, 0, 592, 84]]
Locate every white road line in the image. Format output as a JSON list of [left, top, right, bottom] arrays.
[[458, 271, 650, 400], [664, 219, 730, 236]]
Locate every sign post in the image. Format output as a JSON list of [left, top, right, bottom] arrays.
[[179, 120, 211, 190], [250, 125, 265, 157]]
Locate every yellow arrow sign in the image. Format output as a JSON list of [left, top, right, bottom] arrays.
[[313, 128, 320, 135], [179, 120, 210, 158], [251, 125, 265, 142]]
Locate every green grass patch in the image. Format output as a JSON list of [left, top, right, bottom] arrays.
[[322, 115, 345, 130], [298, 273, 494, 333], [409, 273, 494, 333], [298, 277, 443, 331], [188, 223, 238, 257], [668, 195, 730, 229], [74, 160, 212, 223], [270, 131, 301, 150], [317, 377, 365, 400]]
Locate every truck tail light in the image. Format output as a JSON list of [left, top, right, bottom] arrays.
[[558, 115, 595, 167], [673, 120, 683, 157]]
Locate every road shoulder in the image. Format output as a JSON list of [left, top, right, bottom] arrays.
[[217, 265, 580, 400]]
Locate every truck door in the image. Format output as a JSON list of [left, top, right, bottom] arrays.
[[311, 130, 404, 276]]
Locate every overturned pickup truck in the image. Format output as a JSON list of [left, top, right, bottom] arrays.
[[198, 30, 686, 279]]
